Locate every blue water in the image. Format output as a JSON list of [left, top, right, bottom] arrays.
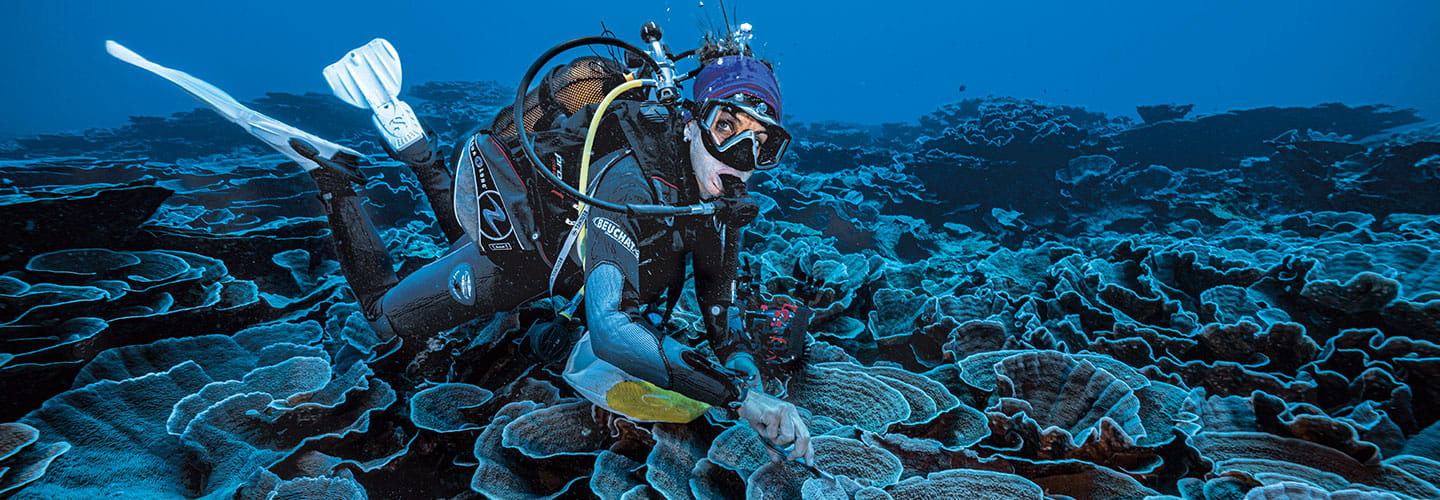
[[2, 0, 1438, 137], [2, 1, 1440, 498]]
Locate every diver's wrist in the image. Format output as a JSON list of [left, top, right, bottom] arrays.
[[726, 382, 752, 410]]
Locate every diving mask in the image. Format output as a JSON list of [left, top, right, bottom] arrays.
[[697, 94, 791, 171]]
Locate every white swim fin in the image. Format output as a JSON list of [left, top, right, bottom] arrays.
[[106, 40, 365, 172], [324, 38, 425, 153]]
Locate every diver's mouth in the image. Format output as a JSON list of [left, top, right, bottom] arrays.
[[704, 177, 724, 199], [709, 167, 745, 197]]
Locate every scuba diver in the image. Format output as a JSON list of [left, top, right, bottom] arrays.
[[107, 22, 814, 464]]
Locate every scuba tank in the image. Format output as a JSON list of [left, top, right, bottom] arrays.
[[450, 22, 730, 270], [450, 54, 633, 268]]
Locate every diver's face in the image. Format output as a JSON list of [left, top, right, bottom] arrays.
[[687, 121, 753, 199]]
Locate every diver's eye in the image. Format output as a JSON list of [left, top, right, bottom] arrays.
[[714, 119, 735, 139]]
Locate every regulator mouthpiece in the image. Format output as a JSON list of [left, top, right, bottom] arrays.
[[719, 175, 758, 226], [721, 174, 748, 197]]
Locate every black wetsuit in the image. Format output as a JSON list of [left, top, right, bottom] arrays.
[[312, 116, 751, 407], [577, 149, 751, 405]]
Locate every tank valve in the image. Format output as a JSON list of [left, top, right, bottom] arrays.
[[641, 21, 679, 104]]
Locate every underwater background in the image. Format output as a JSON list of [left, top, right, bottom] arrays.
[[2, 0, 1440, 498]]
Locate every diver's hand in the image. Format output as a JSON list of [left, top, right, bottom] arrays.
[[737, 390, 813, 465], [725, 353, 761, 386]]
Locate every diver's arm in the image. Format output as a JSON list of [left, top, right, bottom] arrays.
[[580, 157, 747, 407], [586, 270, 809, 464], [583, 179, 808, 462], [692, 222, 759, 381], [585, 263, 747, 407]]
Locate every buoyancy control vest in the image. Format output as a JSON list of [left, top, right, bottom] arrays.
[[451, 56, 688, 270], [453, 56, 729, 423]]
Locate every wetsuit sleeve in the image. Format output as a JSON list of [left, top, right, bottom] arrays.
[[581, 155, 744, 407], [691, 220, 755, 373]]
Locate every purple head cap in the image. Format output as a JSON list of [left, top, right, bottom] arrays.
[[692, 55, 782, 122]]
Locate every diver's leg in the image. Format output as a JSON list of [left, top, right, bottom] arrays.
[[327, 38, 464, 244], [388, 131, 465, 244], [368, 239, 547, 360], [309, 167, 399, 315]]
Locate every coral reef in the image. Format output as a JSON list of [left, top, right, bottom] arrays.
[[1, 83, 1437, 499]]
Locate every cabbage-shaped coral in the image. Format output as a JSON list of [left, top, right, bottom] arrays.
[[500, 401, 610, 459], [883, 469, 1044, 499], [746, 435, 904, 498], [1193, 431, 1440, 498], [409, 383, 493, 433], [990, 350, 1146, 445], [785, 364, 911, 433]]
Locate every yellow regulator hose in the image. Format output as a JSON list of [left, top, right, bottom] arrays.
[[566, 77, 654, 314], [578, 77, 653, 210]]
